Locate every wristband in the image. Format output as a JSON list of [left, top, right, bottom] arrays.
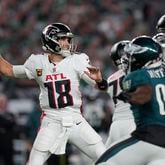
[[96, 79, 108, 90]]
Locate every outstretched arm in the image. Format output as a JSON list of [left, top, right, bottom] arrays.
[[0, 55, 14, 77], [0, 55, 27, 78]]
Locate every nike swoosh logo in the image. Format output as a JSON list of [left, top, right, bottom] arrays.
[[76, 122, 82, 125]]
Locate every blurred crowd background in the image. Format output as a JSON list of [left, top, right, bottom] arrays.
[[0, 0, 164, 165]]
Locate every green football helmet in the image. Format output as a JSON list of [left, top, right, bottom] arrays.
[[124, 35, 162, 72]]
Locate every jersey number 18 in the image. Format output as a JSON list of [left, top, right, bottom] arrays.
[[44, 80, 73, 109]]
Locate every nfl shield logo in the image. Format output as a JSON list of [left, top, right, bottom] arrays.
[[122, 80, 131, 91], [53, 67, 56, 72]]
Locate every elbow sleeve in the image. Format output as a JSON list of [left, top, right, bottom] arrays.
[[13, 65, 27, 78]]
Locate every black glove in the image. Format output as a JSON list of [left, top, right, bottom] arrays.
[[96, 79, 108, 90], [115, 92, 131, 103]]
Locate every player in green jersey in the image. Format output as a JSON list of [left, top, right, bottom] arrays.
[[95, 36, 165, 165]]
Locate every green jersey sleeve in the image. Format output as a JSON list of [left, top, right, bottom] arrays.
[[122, 69, 150, 92]]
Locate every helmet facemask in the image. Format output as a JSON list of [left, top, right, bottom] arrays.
[[114, 52, 129, 73], [110, 40, 130, 72], [56, 34, 76, 57], [153, 33, 165, 62], [124, 39, 163, 72], [119, 55, 130, 73], [123, 43, 145, 72]]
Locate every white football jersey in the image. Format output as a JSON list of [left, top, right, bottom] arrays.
[[107, 69, 133, 121], [24, 53, 91, 117]]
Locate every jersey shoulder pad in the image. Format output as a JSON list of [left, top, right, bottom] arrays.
[[24, 53, 46, 74], [72, 53, 90, 74], [73, 52, 88, 57], [27, 53, 45, 62], [107, 70, 125, 83], [72, 53, 90, 63], [122, 69, 149, 91], [73, 52, 87, 56]]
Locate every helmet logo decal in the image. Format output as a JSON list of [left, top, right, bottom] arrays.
[[43, 26, 60, 42], [48, 27, 60, 37], [124, 43, 156, 55]]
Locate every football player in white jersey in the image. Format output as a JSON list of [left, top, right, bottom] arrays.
[[0, 23, 108, 165], [153, 14, 165, 67], [105, 40, 136, 147]]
